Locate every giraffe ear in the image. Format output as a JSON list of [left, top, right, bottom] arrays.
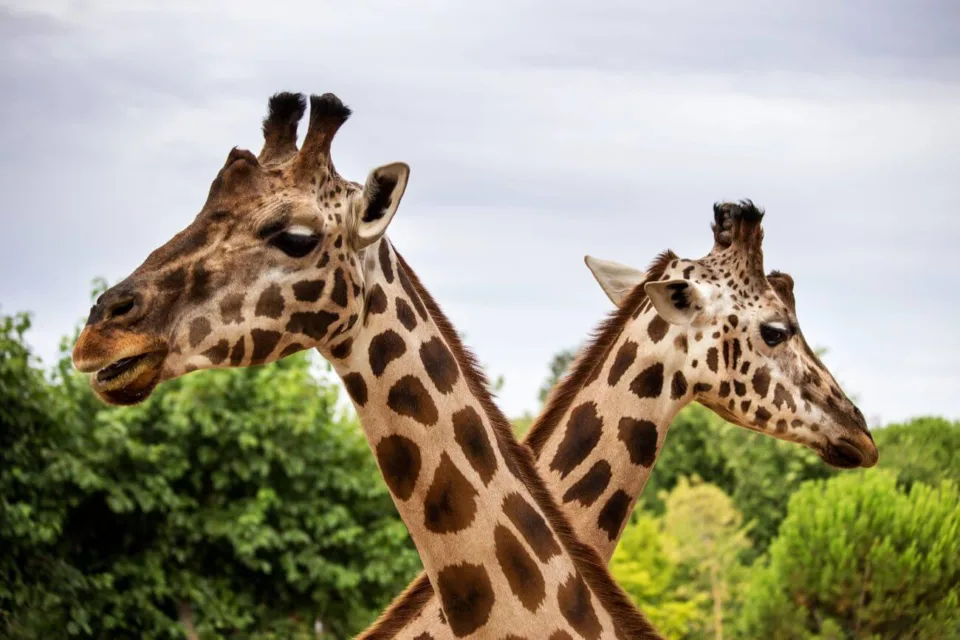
[[584, 255, 647, 306], [644, 279, 708, 325], [353, 162, 410, 249]]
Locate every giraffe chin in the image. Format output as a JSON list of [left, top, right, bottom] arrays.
[[91, 351, 166, 406]]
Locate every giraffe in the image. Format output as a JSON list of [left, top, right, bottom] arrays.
[[71, 91, 659, 640], [367, 201, 877, 638]]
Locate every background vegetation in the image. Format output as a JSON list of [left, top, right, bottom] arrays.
[[2, 307, 958, 638]]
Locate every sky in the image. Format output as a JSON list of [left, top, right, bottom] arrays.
[[1, 0, 958, 425]]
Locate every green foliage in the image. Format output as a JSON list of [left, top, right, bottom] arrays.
[[641, 404, 834, 558], [872, 417, 960, 489], [537, 347, 577, 405], [0, 313, 421, 639], [738, 471, 960, 639], [611, 513, 705, 638]]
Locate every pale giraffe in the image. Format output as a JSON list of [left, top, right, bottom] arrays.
[[71, 92, 659, 640], [368, 201, 877, 638]]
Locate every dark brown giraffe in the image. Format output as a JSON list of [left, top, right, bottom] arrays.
[[71, 92, 659, 639], [367, 201, 877, 638]]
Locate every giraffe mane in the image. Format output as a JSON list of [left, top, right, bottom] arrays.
[[363, 248, 660, 639], [527, 249, 678, 457]]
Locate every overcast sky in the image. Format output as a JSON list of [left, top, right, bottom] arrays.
[[2, 0, 958, 425]]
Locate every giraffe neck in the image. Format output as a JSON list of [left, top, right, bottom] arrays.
[[333, 239, 657, 639], [529, 299, 693, 561]]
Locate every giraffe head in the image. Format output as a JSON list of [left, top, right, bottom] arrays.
[[587, 201, 877, 468], [72, 92, 409, 405]]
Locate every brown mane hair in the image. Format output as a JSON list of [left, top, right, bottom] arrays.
[[527, 250, 677, 456], [360, 246, 661, 639]]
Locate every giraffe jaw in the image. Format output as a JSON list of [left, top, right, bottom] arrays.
[[90, 350, 166, 406]]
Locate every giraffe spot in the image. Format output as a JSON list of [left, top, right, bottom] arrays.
[[773, 383, 797, 412], [722, 340, 730, 369], [188, 264, 212, 303], [331, 268, 349, 307], [598, 490, 631, 542], [719, 381, 731, 398], [369, 330, 407, 377], [629, 362, 664, 399], [396, 298, 417, 331], [674, 334, 688, 353], [250, 329, 282, 363], [202, 339, 230, 365], [287, 310, 339, 340], [776, 419, 788, 433], [752, 366, 772, 398], [550, 402, 603, 479], [398, 265, 428, 320], [707, 347, 719, 373], [671, 371, 688, 399], [365, 284, 388, 322], [420, 337, 460, 394], [342, 372, 368, 407], [436, 563, 494, 637], [740, 361, 751, 375], [741, 400, 752, 412], [683, 265, 695, 280], [334, 234, 343, 249], [618, 418, 658, 467], [557, 573, 602, 640], [329, 338, 352, 359], [607, 340, 637, 387], [376, 434, 421, 501], [188, 317, 211, 348], [502, 492, 561, 563], [734, 380, 747, 396], [791, 418, 804, 428], [229, 338, 245, 365], [494, 524, 545, 612], [220, 293, 244, 324], [292, 279, 325, 302], [647, 315, 669, 343], [159, 267, 186, 291], [387, 375, 439, 426], [728, 314, 739, 328], [732, 338, 742, 369], [452, 406, 497, 485], [279, 343, 302, 359], [255, 284, 285, 319], [424, 452, 479, 534], [378, 240, 395, 283], [563, 460, 612, 507], [755, 406, 772, 427], [693, 382, 712, 394], [317, 252, 330, 268]]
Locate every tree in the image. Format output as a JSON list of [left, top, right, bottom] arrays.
[[537, 347, 577, 405], [871, 417, 960, 489], [610, 513, 706, 638], [738, 471, 960, 639], [661, 477, 751, 640], [1, 312, 422, 638]]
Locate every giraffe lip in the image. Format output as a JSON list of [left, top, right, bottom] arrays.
[[91, 350, 166, 405], [820, 439, 866, 469], [97, 354, 149, 382]]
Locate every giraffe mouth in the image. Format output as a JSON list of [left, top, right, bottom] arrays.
[[819, 438, 875, 469], [92, 351, 166, 406]]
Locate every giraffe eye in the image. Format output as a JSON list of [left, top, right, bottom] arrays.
[[270, 231, 320, 258], [760, 324, 790, 347]]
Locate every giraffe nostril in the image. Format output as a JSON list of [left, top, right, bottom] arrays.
[[107, 298, 136, 320]]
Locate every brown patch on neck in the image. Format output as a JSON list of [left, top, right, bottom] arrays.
[[363, 245, 661, 639], [527, 250, 677, 458]]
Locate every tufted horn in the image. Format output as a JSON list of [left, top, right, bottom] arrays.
[[294, 93, 352, 182], [259, 92, 307, 165], [709, 199, 766, 276]]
